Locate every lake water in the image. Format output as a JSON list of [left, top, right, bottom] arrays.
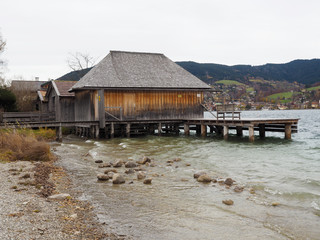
[[54, 109, 320, 240]]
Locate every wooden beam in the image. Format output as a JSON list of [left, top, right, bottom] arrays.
[[95, 125, 100, 139], [98, 89, 105, 128], [249, 126, 254, 142], [285, 123, 292, 140], [223, 125, 229, 140], [184, 123, 190, 136]]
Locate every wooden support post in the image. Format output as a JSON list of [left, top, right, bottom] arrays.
[[259, 124, 265, 138], [285, 123, 292, 140], [223, 125, 229, 140], [104, 126, 109, 139], [209, 126, 214, 133], [249, 126, 255, 142], [175, 124, 180, 135], [236, 126, 243, 136], [201, 124, 207, 137], [90, 126, 95, 138], [110, 123, 114, 138], [56, 126, 62, 142], [184, 124, 190, 136], [158, 123, 162, 136], [98, 89, 105, 129], [126, 123, 131, 138], [149, 124, 155, 134], [95, 125, 100, 139], [196, 125, 201, 135], [216, 126, 223, 135]]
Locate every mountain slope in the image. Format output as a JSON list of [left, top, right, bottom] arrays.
[[177, 59, 320, 85]]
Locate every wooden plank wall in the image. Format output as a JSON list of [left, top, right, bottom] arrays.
[[75, 90, 95, 121], [102, 90, 203, 120]]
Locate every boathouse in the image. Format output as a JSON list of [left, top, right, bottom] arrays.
[[69, 51, 212, 128], [46, 80, 77, 122]]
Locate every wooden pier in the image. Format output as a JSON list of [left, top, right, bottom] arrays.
[[0, 112, 299, 142]]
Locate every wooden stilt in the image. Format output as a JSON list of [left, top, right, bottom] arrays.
[[236, 126, 243, 136], [158, 123, 162, 136], [111, 123, 114, 138], [201, 124, 207, 137], [249, 126, 255, 142], [196, 125, 201, 134], [95, 125, 100, 139], [223, 125, 229, 140], [184, 124, 190, 136], [90, 126, 95, 138], [126, 123, 131, 138], [285, 123, 292, 139], [104, 126, 109, 138], [56, 126, 62, 142], [209, 126, 214, 133], [259, 124, 265, 138]]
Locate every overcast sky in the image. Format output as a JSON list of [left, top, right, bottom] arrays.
[[1, 0, 320, 81]]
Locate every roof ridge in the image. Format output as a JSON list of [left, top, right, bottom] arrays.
[[110, 50, 164, 56]]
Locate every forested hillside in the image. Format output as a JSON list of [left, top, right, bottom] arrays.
[[177, 59, 320, 86]]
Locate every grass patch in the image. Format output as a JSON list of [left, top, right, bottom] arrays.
[[246, 87, 254, 92], [306, 85, 320, 91], [267, 91, 294, 100], [0, 130, 52, 162], [215, 80, 245, 86]]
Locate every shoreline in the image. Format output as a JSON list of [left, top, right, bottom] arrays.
[[0, 152, 124, 240]]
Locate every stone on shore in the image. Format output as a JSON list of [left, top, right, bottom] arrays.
[[113, 160, 123, 168], [107, 172, 115, 179], [224, 178, 234, 186], [222, 199, 234, 205], [197, 174, 212, 183], [112, 174, 125, 184], [143, 178, 152, 184], [137, 171, 146, 180], [104, 169, 117, 174], [125, 161, 137, 168], [193, 171, 207, 179], [97, 174, 109, 181], [98, 163, 112, 168], [125, 169, 135, 174], [48, 193, 71, 200], [95, 160, 103, 163]]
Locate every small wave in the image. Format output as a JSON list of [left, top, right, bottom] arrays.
[[89, 150, 98, 158], [311, 201, 320, 210], [85, 140, 93, 143]]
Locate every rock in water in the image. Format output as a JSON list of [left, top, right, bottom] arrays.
[[143, 178, 152, 184], [125, 161, 137, 168], [95, 160, 103, 163], [224, 178, 234, 186], [137, 171, 146, 180], [197, 174, 212, 183], [222, 199, 234, 205], [98, 163, 112, 168], [137, 156, 151, 165], [97, 174, 109, 181], [48, 193, 71, 200], [113, 160, 123, 168], [194, 171, 207, 179], [234, 186, 244, 192], [104, 168, 118, 174], [112, 174, 125, 184]]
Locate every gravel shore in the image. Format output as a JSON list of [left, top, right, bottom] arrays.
[[0, 159, 123, 240]]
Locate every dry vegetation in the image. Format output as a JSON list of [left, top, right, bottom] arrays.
[[0, 128, 54, 162]]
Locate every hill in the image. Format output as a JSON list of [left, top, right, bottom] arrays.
[[176, 59, 320, 85]]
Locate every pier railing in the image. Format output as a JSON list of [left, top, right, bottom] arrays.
[[0, 112, 55, 123]]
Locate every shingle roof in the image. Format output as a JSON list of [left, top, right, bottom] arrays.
[[70, 51, 211, 91], [52, 81, 77, 97]]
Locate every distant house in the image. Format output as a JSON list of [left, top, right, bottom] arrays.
[[69, 51, 212, 128], [45, 80, 77, 121], [10, 80, 47, 111]]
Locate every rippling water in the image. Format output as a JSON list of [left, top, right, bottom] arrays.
[[55, 110, 320, 239]]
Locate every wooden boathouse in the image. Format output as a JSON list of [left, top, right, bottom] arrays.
[[0, 51, 299, 141]]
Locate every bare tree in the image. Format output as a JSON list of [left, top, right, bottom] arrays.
[[67, 52, 96, 71], [0, 32, 7, 87]]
